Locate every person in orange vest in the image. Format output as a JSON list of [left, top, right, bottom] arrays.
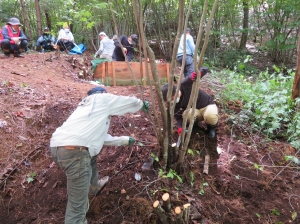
[[1, 17, 28, 58]]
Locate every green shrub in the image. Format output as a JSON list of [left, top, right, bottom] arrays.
[[218, 67, 299, 149]]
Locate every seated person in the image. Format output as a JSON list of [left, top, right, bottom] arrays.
[[56, 25, 75, 52], [36, 27, 56, 52], [95, 32, 115, 60], [161, 67, 219, 138], [112, 34, 138, 62], [1, 17, 28, 58]]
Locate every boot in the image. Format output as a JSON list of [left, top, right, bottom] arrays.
[[206, 123, 218, 138]]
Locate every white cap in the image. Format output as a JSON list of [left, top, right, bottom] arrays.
[[99, 32, 107, 37]]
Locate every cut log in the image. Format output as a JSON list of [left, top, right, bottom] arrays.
[[183, 203, 191, 223], [162, 192, 171, 213], [153, 200, 168, 224], [175, 206, 183, 224]]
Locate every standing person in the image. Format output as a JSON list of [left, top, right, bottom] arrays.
[[94, 32, 115, 60], [176, 28, 196, 77], [36, 27, 56, 52], [49, 86, 149, 224], [112, 34, 138, 61], [1, 17, 28, 58], [161, 67, 219, 138], [56, 25, 75, 53]]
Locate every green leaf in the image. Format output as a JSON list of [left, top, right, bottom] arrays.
[[291, 211, 297, 220], [187, 149, 194, 156], [27, 177, 34, 183]]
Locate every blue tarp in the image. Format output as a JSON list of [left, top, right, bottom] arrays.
[[68, 43, 86, 55]]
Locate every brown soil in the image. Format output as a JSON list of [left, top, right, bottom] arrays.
[[0, 51, 299, 224]]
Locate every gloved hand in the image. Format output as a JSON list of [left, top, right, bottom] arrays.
[[178, 127, 183, 135], [11, 37, 20, 45], [141, 101, 150, 113], [200, 66, 209, 78], [191, 72, 197, 81], [129, 137, 135, 145]]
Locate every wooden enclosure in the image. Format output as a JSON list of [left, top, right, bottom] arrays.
[[93, 61, 170, 86]]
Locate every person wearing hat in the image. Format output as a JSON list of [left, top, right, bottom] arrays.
[[56, 25, 75, 53], [1, 17, 28, 57], [94, 32, 115, 60], [49, 86, 150, 223], [176, 28, 196, 77], [36, 27, 56, 52], [112, 34, 138, 61]]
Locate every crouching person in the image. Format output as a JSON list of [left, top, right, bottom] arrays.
[[1, 17, 27, 57], [49, 86, 150, 224], [161, 67, 219, 138]]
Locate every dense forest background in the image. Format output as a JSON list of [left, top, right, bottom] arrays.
[[1, 0, 299, 65]]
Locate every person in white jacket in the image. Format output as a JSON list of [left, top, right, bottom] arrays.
[[56, 25, 75, 52], [49, 86, 149, 224], [94, 32, 115, 60]]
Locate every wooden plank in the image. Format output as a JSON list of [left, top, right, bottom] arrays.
[[101, 62, 105, 85], [112, 61, 116, 86]]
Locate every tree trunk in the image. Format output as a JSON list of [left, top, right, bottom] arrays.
[[35, 0, 42, 37], [292, 30, 300, 100], [239, 0, 249, 49], [20, 0, 32, 41], [45, 10, 52, 30]]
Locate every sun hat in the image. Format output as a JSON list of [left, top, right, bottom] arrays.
[[7, 17, 22, 26]]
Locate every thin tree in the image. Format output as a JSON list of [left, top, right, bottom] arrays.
[[20, 0, 32, 41], [292, 29, 300, 100], [35, 0, 42, 37], [239, 0, 249, 49]]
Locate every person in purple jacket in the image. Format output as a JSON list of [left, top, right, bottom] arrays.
[[161, 67, 219, 138]]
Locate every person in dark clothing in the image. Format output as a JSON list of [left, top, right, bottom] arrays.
[[36, 27, 56, 52], [1, 17, 27, 58], [161, 67, 219, 138], [112, 34, 138, 61]]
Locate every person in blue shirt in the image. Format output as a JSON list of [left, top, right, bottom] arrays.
[[176, 28, 196, 77], [36, 27, 56, 52], [1, 17, 27, 58]]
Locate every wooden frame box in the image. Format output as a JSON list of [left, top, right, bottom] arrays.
[[93, 61, 170, 86]]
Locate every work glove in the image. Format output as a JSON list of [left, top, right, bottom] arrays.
[[11, 37, 21, 45], [141, 101, 150, 113], [129, 137, 135, 145], [200, 66, 209, 78], [191, 72, 197, 81], [178, 127, 183, 135]]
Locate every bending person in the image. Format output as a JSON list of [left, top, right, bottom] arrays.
[[161, 67, 219, 138]]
